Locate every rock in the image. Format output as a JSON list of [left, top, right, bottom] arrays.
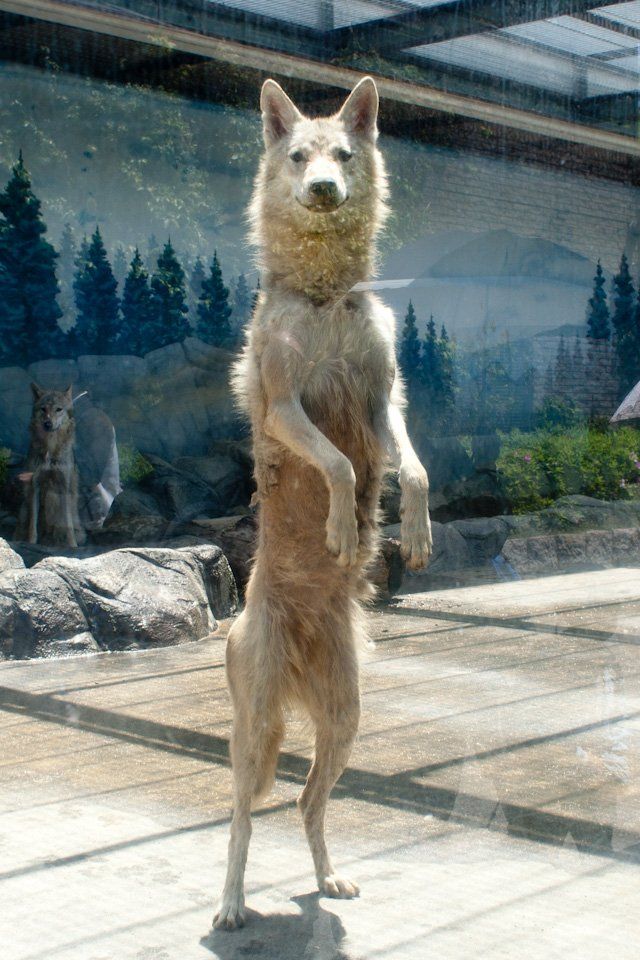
[[28, 358, 79, 390], [0, 537, 24, 573], [181, 514, 257, 590], [472, 433, 501, 473], [92, 513, 170, 545], [432, 472, 507, 522], [77, 354, 146, 404], [508, 494, 640, 538], [0, 541, 238, 659], [38, 633, 101, 658], [173, 456, 249, 510], [383, 520, 472, 573], [182, 337, 233, 372], [501, 527, 640, 577], [449, 516, 510, 564], [417, 436, 475, 492], [143, 454, 222, 522], [36, 543, 237, 651], [0, 567, 90, 659], [107, 487, 164, 519]]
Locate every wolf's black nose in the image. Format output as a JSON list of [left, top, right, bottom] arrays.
[[43, 420, 53, 431], [309, 179, 338, 201]]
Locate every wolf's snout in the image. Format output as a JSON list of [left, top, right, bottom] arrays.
[[309, 179, 339, 201], [43, 420, 53, 431]]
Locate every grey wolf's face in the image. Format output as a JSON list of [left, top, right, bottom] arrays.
[[260, 77, 379, 215], [30, 383, 73, 434]]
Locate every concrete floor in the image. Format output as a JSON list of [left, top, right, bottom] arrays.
[[1, 568, 639, 960]]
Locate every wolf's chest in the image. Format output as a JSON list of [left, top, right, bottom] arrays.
[[301, 350, 376, 416]]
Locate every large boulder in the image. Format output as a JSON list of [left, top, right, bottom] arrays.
[[37, 544, 237, 651], [0, 542, 237, 659]]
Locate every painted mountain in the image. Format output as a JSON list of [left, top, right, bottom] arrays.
[[379, 229, 596, 350]]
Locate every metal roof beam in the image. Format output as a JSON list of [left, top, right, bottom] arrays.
[[330, 0, 601, 54]]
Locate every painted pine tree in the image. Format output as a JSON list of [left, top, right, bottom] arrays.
[[438, 323, 456, 416], [188, 257, 206, 322], [612, 252, 640, 399], [149, 241, 190, 349], [399, 300, 421, 389], [586, 261, 610, 341], [421, 313, 438, 395], [585, 261, 616, 416], [196, 251, 233, 347], [112, 244, 128, 293], [0, 261, 25, 365], [118, 248, 154, 356], [233, 272, 253, 331], [73, 227, 121, 354], [0, 152, 63, 364]]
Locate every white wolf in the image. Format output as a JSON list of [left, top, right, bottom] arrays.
[[214, 76, 432, 930]]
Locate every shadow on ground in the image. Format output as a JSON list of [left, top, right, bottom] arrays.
[[201, 893, 349, 960]]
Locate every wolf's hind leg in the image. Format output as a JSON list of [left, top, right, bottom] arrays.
[[214, 615, 285, 931], [298, 645, 360, 898]]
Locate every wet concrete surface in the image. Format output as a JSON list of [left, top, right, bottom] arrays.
[[1, 568, 639, 959]]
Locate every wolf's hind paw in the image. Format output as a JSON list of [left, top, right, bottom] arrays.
[[213, 895, 246, 931], [326, 515, 359, 567], [320, 874, 360, 899]]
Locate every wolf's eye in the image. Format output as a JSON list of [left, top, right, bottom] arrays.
[[337, 149, 352, 162], [55, 407, 62, 413], [289, 150, 305, 164]]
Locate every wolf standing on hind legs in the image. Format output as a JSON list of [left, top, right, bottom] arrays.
[[214, 76, 432, 930]]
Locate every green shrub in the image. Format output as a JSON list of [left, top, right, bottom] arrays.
[[497, 425, 640, 514], [117, 444, 154, 486], [534, 397, 582, 430]]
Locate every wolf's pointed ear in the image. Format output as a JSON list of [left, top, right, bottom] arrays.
[[64, 385, 73, 404], [30, 382, 44, 401], [260, 80, 302, 146], [338, 77, 379, 140]]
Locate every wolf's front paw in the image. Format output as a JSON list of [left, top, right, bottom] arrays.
[[326, 511, 359, 567], [401, 514, 432, 570], [213, 893, 246, 931], [320, 874, 360, 899], [400, 463, 432, 570]]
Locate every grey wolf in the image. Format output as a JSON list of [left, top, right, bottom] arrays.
[[15, 383, 85, 547], [214, 77, 432, 930]]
